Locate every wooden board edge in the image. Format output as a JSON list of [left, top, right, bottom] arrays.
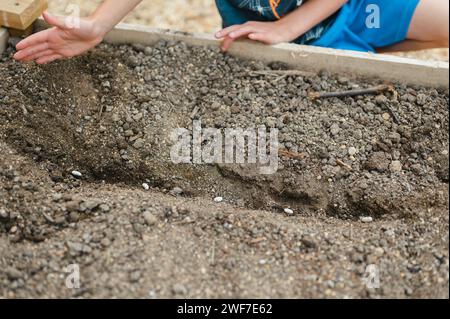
[[0, 27, 9, 55], [35, 20, 450, 89], [0, 0, 47, 30], [20, 0, 48, 30]]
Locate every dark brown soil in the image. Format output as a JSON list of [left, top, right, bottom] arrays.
[[0, 41, 448, 298]]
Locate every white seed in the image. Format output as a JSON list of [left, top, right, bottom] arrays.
[[214, 197, 223, 203], [71, 170, 82, 178], [360, 216, 373, 223], [142, 183, 150, 191], [284, 208, 294, 215]]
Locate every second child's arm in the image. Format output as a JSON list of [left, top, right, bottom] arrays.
[[14, 0, 143, 64], [216, 0, 348, 51]]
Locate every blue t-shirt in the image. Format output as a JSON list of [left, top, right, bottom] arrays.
[[216, 0, 337, 45], [215, 0, 420, 52]]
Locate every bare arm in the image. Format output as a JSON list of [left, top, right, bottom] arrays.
[[216, 0, 348, 51], [91, 0, 144, 35], [14, 0, 143, 64]]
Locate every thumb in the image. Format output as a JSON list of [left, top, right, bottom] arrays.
[[43, 11, 68, 29]]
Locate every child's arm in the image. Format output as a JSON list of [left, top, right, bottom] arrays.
[[216, 0, 348, 51], [14, 0, 143, 64]]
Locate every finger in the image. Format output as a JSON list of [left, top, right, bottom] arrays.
[[36, 54, 63, 65], [215, 24, 243, 39], [228, 26, 258, 39], [248, 33, 273, 44], [15, 29, 50, 50], [43, 11, 68, 30], [14, 42, 49, 60], [220, 36, 235, 52], [23, 49, 55, 62]]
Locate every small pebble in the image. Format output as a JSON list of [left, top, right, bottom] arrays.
[[101, 238, 111, 247], [389, 160, 403, 172], [214, 197, 223, 203], [133, 138, 145, 149], [143, 211, 157, 226], [0, 209, 8, 219], [129, 270, 141, 283], [170, 187, 183, 196], [172, 283, 188, 295], [68, 212, 80, 223], [5, 267, 23, 280], [99, 204, 110, 212], [52, 193, 63, 202], [284, 208, 294, 215], [330, 123, 340, 136], [142, 183, 150, 191], [348, 147, 358, 156]]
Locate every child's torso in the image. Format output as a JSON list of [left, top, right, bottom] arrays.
[[228, 0, 306, 20], [217, 0, 337, 44]]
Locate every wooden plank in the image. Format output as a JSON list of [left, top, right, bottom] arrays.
[[8, 23, 34, 37], [34, 20, 449, 89], [0, 28, 8, 55], [0, 0, 47, 30]]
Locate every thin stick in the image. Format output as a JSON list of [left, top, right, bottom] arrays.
[[210, 240, 216, 265], [309, 84, 392, 100], [384, 86, 401, 124], [20, 105, 28, 115], [98, 104, 104, 119], [386, 104, 401, 124], [249, 237, 267, 245], [336, 159, 352, 171], [279, 149, 306, 160], [172, 220, 196, 226]]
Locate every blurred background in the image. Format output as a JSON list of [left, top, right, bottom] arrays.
[[48, 0, 449, 62]]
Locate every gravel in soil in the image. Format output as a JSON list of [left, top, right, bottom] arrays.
[[0, 41, 448, 298]]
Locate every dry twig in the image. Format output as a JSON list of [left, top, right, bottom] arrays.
[[309, 84, 393, 100], [336, 159, 352, 171], [279, 149, 307, 160]]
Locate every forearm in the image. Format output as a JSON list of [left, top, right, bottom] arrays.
[[278, 0, 348, 39], [90, 0, 143, 36]]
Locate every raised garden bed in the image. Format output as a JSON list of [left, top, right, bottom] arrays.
[[0, 25, 448, 298]]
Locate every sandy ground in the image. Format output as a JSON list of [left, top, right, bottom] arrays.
[[47, 0, 449, 62]]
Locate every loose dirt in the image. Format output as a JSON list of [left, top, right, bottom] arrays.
[[0, 41, 448, 298]]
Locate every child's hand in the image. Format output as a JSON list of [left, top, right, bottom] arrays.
[[215, 21, 296, 51], [14, 12, 105, 64]]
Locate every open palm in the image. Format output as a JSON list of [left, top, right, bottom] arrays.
[[14, 12, 104, 64]]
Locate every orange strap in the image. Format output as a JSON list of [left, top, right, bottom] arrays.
[[270, 0, 281, 19]]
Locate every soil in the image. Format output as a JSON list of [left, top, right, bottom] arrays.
[[0, 41, 448, 298]]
